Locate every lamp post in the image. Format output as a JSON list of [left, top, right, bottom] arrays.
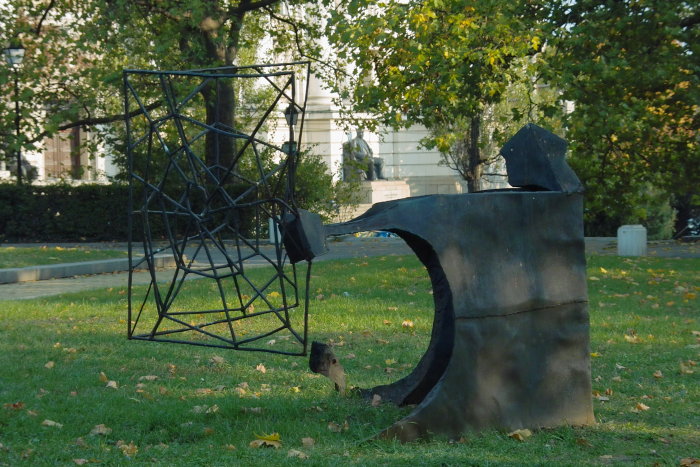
[[4, 43, 25, 185]]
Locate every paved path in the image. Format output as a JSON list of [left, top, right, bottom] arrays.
[[0, 237, 697, 301]]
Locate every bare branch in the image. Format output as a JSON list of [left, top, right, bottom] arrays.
[[35, 0, 57, 35]]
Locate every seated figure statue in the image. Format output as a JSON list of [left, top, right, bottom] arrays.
[[342, 129, 385, 181]]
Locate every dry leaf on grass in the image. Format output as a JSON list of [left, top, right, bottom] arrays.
[[327, 421, 350, 433], [288, 449, 309, 459], [138, 375, 159, 381], [3, 401, 25, 410], [41, 419, 63, 428], [116, 440, 138, 457], [89, 424, 112, 436], [301, 437, 315, 448], [631, 402, 650, 413], [256, 364, 267, 374], [73, 459, 89, 465], [507, 429, 532, 441], [249, 433, 282, 449], [105, 381, 118, 390], [680, 458, 700, 466], [98, 372, 108, 383], [210, 356, 225, 365], [44, 361, 55, 369]]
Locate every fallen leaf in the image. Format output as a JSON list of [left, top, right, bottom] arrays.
[[301, 437, 315, 448], [44, 361, 55, 369], [73, 459, 89, 465], [287, 449, 309, 459], [256, 364, 267, 374], [203, 427, 215, 435], [116, 440, 138, 457], [624, 334, 642, 343], [290, 386, 301, 393], [138, 375, 159, 381], [371, 394, 382, 407], [590, 352, 602, 358], [41, 419, 63, 428], [387, 307, 398, 311], [3, 401, 25, 410], [250, 433, 282, 449], [508, 429, 532, 441], [327, 421, 349, 433], [98, 372, 109, 383], [576, 438, 592, 447], [401, 319, 414, 328], [210, 356, 225, 365], [223, 444, 236, 451], [653, 370, 663, 379], [105, 381, 118, 390], [632, 402, 650, 412], [680, 458, 700, 466], [195, 388, 213, 395], [206, 404, 219, 414], [89, 424, 112, 436]]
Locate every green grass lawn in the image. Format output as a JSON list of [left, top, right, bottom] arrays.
[[0, 255, 698, 466], [0, 246, 128, 269]]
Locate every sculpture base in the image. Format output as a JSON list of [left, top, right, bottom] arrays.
[[359, 180, 411, 205]]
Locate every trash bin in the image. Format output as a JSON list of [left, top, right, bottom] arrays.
[[617, 225, 647, 256]]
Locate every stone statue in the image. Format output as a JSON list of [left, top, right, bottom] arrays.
[[342, 129, 385, 181]]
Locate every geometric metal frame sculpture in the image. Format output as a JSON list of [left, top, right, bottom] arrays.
[[124, 62, 314, 355]]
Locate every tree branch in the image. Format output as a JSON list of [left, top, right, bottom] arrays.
[[263, 5, 345, 75], [35, 0, 57, 35]]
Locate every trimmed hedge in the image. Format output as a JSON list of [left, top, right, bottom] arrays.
[[0, 184, 130, 242]]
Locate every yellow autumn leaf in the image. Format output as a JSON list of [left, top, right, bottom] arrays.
[[653, 370, 663, 379], [256, 364, 266, 374], [44, 361, 55, 369], [508, 429, 532, 441], [268, 291, 281, 298], [402, 319, 415, 328], [98, 372, 109, 383], [590, 352, 602, 358], [599, 267, 608, 274], [250, 432, 282, 449]]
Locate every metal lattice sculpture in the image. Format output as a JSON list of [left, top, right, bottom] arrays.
[[124, 62, 316, 355]]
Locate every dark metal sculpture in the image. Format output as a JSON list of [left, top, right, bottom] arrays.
[[323, 123, 594, 440], [124, 62, 323, 355]]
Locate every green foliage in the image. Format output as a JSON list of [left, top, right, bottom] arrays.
[[294, 152, 362, 222], [321, 0, 546, 190], [585, 185, 678, 240], [544, 0, 699, 231], [0, 183, 130, 242]]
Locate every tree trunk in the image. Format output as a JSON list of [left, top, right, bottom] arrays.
[[466, 114, 482, 192], [195, 10, 245, 172]]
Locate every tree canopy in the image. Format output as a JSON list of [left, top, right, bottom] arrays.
[[321, 0, 546, 190], [543, 0, 699, 233]]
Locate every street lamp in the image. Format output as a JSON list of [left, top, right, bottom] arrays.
[[4, 42, 25, 185]]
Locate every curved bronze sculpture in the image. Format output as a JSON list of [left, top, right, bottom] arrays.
[[320, 124, 594, 440]]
